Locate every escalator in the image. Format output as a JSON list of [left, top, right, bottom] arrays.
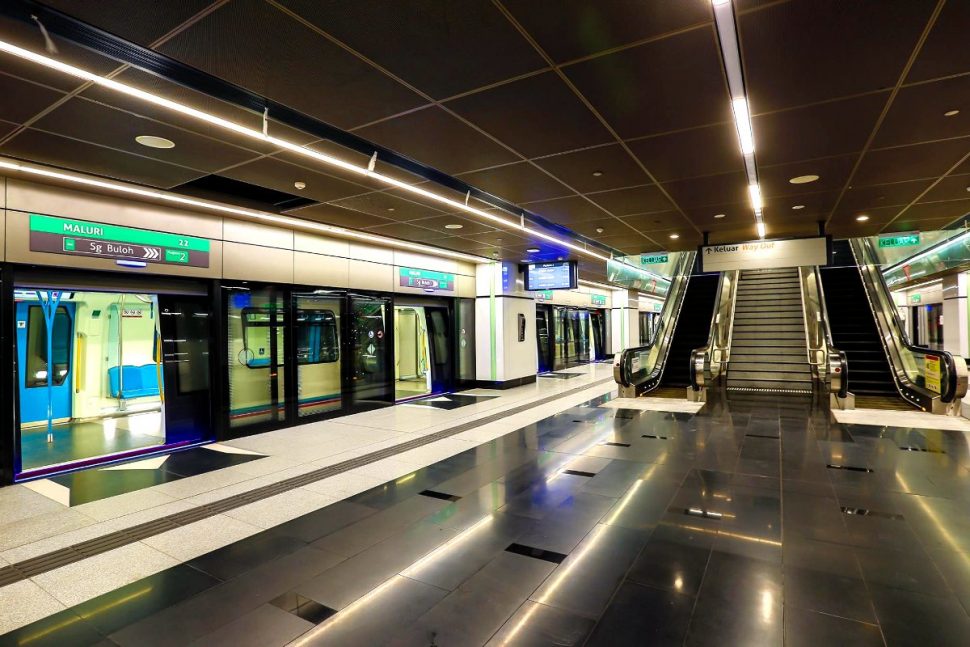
[[820, 266, 896, 397], [659, 275, 719, 387]]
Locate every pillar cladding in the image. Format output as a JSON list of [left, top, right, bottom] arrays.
[[942, 273, 969, 358], [475, 261, 538, 388], [610, 288, 639, 354]]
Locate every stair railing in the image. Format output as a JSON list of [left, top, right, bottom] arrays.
[[850, 238, 968, 412], [799, 266, 847, 398], [690, 270, 739, 391], [614, 251, 696, 396]]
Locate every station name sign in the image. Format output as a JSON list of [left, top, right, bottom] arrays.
[[29, 214, 211, 268], [398, 267, 454, 292], [700, 237, 827, 272]]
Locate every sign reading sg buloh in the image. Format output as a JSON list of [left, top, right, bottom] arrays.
[[700, 237, 827, 273], [29, 214, 211, 268]]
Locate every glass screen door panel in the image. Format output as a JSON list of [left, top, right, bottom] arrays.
[[425, 307, 453, 394], [294, 293, 342, 417], [227, 287, 286, 429], [158, 294, 211, 445], [350, 296, 392, 407]]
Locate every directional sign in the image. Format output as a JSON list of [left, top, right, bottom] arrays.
[[30, 214, 210, 268], [640, 253, 669, 265], [878, 232, 920, 248]]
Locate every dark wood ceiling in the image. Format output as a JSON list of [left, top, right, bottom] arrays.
[[0, 0, 968, 285]]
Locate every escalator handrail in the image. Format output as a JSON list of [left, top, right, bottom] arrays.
[[850, 238, 967, 405], [689, 269, 738, 391], [614, 251, 696, 389], [811, 265, 849, 397]]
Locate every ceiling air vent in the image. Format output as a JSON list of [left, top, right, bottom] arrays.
[[173, 174, 316, 212]]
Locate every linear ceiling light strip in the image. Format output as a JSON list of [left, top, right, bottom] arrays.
[[712, 0, 764, 239], [0, 38, 651, 271], [0, 157, 486, 262]]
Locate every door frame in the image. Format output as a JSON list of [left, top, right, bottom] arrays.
[[391, 294, 457, 400]]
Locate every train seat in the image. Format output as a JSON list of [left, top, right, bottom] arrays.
[[107, 364, 161, 399]]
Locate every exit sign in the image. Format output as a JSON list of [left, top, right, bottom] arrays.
[[641, 253, 669, 265], [879, 233, 920, 248], [911, 294, 921, 304]]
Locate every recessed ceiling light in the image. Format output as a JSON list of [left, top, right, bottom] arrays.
[[293, 181, 306, 190], [789, 174, 819, 184], [444, 223, 463, 229], [521, 259, 531, 263], [135, 135, 174, 149], [595, 227, 605, 233], [592, 170, 603, 177], [557, 256, 564, 261], [526, 247, 540, 253], [713, 213, 726, 219], [669, 233, 680, 239], [386, 207, 395, 212], [856, 214, 870, 222], [944, 109, 960, 117], [491, 251, 499, 257], [792, 204, 805, 210]]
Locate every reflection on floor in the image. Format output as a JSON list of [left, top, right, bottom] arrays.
[[538, 371, 584, 379], [394, 376, 431, 401], [23, 445, 266, 506], [20, 411, 165, 471], [404, 393, 500, 410], [5, 389, 970, 646]]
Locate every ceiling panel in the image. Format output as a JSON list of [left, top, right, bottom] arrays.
[[218, 156, 367, 204], [329, 191, 444, 222], [501, 0, 712, 63], [361, 221, 454, 241], [568, 217, 627, 237], [627, 122, 744, 182], [587, 184, 675, 216], [739, 0, 936, 112], [838, 179, 933, 213], [905, 0, 970, 83], [0, 127, 205, 188], [921, 174, 970, 203], [457, 162, 573, 204], [532, 144, 647, 193], [681, 203, 750, 231], [752, 92, 887, 167], [592, 234, 655, 254], [41, 0, 215, 46], [158, 0, 426, 130], [564, 27, 728, 139], [32, 97, 261, 173], [662, 172, 748, 209], [620, 210, 690, 233], [461, 230, 528, 247], [278, 0, 546, 99], [353, 106, 518, 175], [0, 73, 65, 125], [0, 119, 16, 140], [759, 155, 856, 198], [287, 203, 395, 228], [407, 214, 498, 237], [519, 195, 611, 225], [873, 77, 970, 148], [445, 71, 613, 158], [853, 139, 970, 186], [906, 198, 970, 222]]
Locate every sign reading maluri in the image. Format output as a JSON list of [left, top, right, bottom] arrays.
[[879, 232, 920, 248], [590, 294, 607, 306], [925, 354, 941, 394], [398, 267, 454, 291], [29, 214, 210, 268]]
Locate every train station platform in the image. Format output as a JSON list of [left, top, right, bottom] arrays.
[[2, 366, 969, 646]]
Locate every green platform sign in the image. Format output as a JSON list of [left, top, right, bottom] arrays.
[[29, 214, 210, 267], [536, 290, 553, 302], [911, 294, 922, 304], [878, 233, 920, 248], [640, 253, 669, 265], [591, 294, 607, 307], [398, 267, 454, 291]]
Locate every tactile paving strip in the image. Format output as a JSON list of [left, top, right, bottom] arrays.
[[0, 377, 613, 586]]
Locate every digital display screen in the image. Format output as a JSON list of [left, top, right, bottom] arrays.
[[525, 261, 578, 291]]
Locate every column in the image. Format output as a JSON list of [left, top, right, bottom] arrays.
[[610, 288, 639, 354], [475, 261, 538, 387], [942, 273, 968, 358]]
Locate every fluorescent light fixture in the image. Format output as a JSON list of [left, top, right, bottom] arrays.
[[748, 183, 763, 210], [731, 97, 755, 155], [0, 38, 630, 268], [116, 259, 148, 268], [756, 222, 766, 238], [0, 157, 486, 263]]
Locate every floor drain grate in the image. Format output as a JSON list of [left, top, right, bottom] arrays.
[[826, 464, 873, 473], [841, 507, 904, 521]]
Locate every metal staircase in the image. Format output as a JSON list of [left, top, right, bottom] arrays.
[[726, 267, 813, 392]]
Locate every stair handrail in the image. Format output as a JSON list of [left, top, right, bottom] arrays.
[[801, 265, 848, 397], [850, 238, 968, 410], [690, 269, 739, 391], [614, 251, 696, 395]]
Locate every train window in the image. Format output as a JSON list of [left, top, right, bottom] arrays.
[[240, 307, 285, 369], [296, 309, 339, 364], [25, 306, 72, 388]]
